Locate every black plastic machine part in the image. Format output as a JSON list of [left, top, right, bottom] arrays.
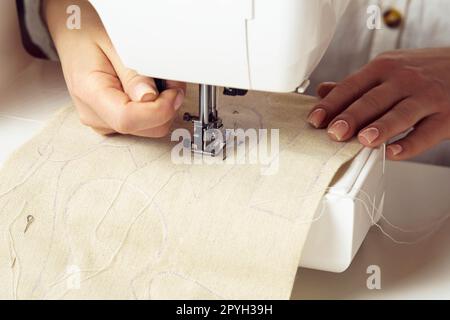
[[154, 79, 166, 92], [155, 80, 248, 98], [223, 87, 248, 96]]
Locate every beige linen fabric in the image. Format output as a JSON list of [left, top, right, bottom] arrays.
[[0, 85, 362, 299]]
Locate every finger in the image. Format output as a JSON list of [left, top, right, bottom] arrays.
[[82, 74, 184, 134], [133, 120, 174, 138], [92, 127, 116, 135], [308, 64, 382, 128], [98, 37, 159, 103], [386, 116, 447, 160], [121, 69, 159, 102], [316, 82, 337, 99], [75, 88, 171, 137], [165, 80, 187, 95], [358, 98, 432, 147], [327, 82, 409, 141], [72, 96, 113, 132]]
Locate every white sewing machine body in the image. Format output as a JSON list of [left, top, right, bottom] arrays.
[[89, 0, 349, 93], [301, 148, 385, 272], [0, 0, 384, 273]]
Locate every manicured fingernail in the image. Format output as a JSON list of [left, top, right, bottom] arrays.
[[308, 108, 327, 128], [388, 144, 403, 156], [135, 82, 157, 102], [359, 127, 380, 144], [174, 89, 185, 111], [328, 120, 349, 141]]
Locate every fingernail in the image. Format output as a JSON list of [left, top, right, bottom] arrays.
[[308, 108, 327, 128], [328, 120, 349, 141], [174, 89, 185, 111], [388, 144, 403, 156], [359, 127, 380, 144], [135, 82, 157, 102]]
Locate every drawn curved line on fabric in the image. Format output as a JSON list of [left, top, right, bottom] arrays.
[[247, 143, 348, 222], [46, 142, 134, 163], [40, 176, 150, 297], [249, 183, 450, 245], [147, 271, 225, 300], [44, 174, 159, 292], [36, 141, 171, 296], [221, 102, 265, 130], [8, 203, 27, 300], [36, 107, 129, 157], [185, 129, 266, 201], [0, 199, 10, 219], [127, 146, 139, 169], [33, 142, 156, 294], [129, 203, 172, 300], [0, 150, 52, 201], [39, 107, 73, 149], [94, 146, 173, 240], [46, 200, 168, 300], [44, 171, 182, 299], [76, 171, 182, 284], [30, 162, 67, 296], [93, 173, 139, 240]]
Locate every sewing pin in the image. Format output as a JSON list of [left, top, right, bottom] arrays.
[[24, 215, 35, 234]]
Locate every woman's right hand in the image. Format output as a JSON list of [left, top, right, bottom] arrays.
[[44, 0, 186, 137]]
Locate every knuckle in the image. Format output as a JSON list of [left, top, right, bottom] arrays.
[[395, 67, 426, 85], [330, 79, 361, 101], [425, 78, 448, 98], [394, 104, 417, 126], [400, 139, 414, 155], [114, 112, 134, 135], [419, 128, 436, 146], [335, 79, 361, 97], [122, 69, 139, 86], [372, 55, 401, 71], [359, 93, 382, 112]]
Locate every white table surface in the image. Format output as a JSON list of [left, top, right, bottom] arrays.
[[293, 160, 450, 299], [0, 59, 71, 167], [2, 59, 450, 299]]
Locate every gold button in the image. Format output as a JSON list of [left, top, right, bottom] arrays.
[[383, 8, 403, 29]]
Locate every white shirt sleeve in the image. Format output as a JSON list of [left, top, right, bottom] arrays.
[[23, 0, 58, 60], [309, 0, 450, 92]]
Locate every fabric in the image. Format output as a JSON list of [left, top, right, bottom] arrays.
[[0, 86, 362, 299]]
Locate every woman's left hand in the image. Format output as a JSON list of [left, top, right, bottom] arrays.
[[308, 48, 450, 160]]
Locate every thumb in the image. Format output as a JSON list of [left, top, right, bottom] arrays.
[[100, 42, 159, 102], [121, 69, 159, 102]]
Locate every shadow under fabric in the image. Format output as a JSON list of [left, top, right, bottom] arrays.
[[0, 85, 362, 299]]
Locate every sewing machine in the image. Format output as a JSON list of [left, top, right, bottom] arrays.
[[90, 0, 351, 157], [0, 0, 385, 273]]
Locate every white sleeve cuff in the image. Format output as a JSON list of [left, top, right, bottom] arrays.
[[23, 0, 58, 60]]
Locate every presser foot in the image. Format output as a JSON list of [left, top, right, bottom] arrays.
[[183, 84, 226, 159]]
